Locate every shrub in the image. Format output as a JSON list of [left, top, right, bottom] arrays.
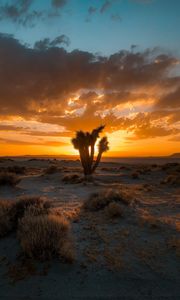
[[0, 172, 21, 186], [0, 200, 16, 237], [83, 189, 132, 211], [44, 165, 59, 175], [161, 174, 180, 185], [131, 172, 139, 179], [105, 202, 123, 218], [7, 166, 26, 175], [0, 197, 51, 237], [62, 174, 83, 184], [15, 196, 51, 220], [18, 214, 75, 262]]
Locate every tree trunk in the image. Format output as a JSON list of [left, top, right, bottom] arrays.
[[92, 151, 102, 173]]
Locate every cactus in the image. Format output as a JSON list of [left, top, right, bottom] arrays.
[[71, 125, 109, 178]]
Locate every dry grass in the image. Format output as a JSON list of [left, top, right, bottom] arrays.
[[18, 214, 75, 262], [62, 173, 83, 184], [105, 202, 123, 218], [0, 196, 51, 237], [44, 165, 60, 175], [0, 200, 16, 237], [7, 166, 26, 175], [167, 236, 180, 257], [131, 172, 139, 179], [139, 214, 161, 229], [15, 196, 51, 220], [161, 174, 180, 185], [0, 172, 21, 186], [83, 189, 132, 211]]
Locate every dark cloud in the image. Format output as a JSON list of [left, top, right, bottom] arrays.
[[0, 0, 44, 26], [0, 0, 68, 26], [100, 1, 113, 14], [34, 35, 70, 50], [0, 33, 179, 139]]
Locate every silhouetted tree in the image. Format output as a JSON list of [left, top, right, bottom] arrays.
[[71, 125, 109, 179]]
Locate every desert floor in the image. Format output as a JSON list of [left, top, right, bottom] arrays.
[[0, 158, 180, 299]]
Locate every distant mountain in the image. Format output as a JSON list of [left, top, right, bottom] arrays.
[[169, 153, 180, 158]]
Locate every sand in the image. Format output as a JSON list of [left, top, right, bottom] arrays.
[[0, 158, 180, 299]]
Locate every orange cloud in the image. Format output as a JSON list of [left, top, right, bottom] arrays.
[[0, 34, 179, 156]]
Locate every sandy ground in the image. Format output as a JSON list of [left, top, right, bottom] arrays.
[[0, 158, 180, 299]]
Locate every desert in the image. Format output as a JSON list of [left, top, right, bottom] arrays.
[[0, 156, 179, 299]]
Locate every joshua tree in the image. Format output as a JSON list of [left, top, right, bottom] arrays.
[[71, 125, 109, 179]]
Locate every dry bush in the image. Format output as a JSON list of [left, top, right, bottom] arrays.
[[18, 214, 75, 262], [0, 172, 21, 186], [83, 189, 132, 211], [161, 163, 179, 171], [0, 200, 16, 237], [139, 214, 161, 229], [62, 173, 83, 184], [167, 236, 180, 257], [161, 174, 180, 185], [15, 196, 51, 220], [0, 197, 51, 237], [101, 167, 117, 172], [44, 165, 60, 175], [7, 166, 26, 175], [131, 172, 139, 179], [105, 202, 123, 218]]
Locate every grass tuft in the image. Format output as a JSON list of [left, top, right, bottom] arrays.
[[105, 202, 123, 218], [0, 200, 16, 237], [15, 196, 51, 220], [44, 165, 60, 175], [18, 214, 75, 261], [0, 172, 21, 186], [83, 189, 132, 211], [62, 174, 83, 184]]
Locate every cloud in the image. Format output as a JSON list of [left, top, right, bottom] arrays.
[[88, 6, 97, 15], [100, 1, 113, 14], [51, 0, 68, 8], [0, 137, 68, 146], [155, 86, 180, 109], [111, 13, 121, 22], [168, 136, 180, 142], [0, 0, 44, 26], [0, 33, 179, 140], [0, 0, 68, 26], [34, 35, 70, 50]]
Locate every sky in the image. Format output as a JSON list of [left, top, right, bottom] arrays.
[[0, 0, 180, 156]]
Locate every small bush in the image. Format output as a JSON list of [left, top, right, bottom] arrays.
[[161, 174, 180, 185], [0, 172, 20, 186], [131, 172, 139, 179], [139, 214, 161, 229], [44, 165, 59, 175], [15, 196, 51, 220], [0, 197, 51, 237], [0, 200, 16, 237], [7, 166, 26, 175], [62, 174, 83, 184], [105, 202, 123, 218], [83, 189, 132, 211], [18, 214, 74, 261]]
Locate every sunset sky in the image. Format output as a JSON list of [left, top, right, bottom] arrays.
[[0, 0, 180, 156]]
